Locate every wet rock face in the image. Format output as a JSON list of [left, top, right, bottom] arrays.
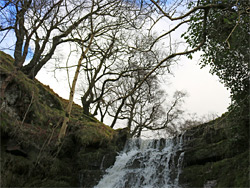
[[100, 152, 118, 170], [179, 112, 249, 188], [1, 124, 128, 188], [78, 151, 118, 188], [78, 128, 129, 188]]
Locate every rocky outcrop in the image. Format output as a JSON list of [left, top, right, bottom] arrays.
[[76, 128, 129, 187], [179, 104, 249, 188], [0, 51, 128, 187]]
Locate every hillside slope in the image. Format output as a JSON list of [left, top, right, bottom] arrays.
[[0, 51, 128, 187]]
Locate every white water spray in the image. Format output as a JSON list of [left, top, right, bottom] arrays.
[[94, 135, 185, 188]]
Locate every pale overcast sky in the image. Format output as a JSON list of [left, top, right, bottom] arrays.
[[165, 54, 231, 117]]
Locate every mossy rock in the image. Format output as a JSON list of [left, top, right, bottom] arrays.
[[180, 150, 249, 187], [183, 139, 231, 166], [77, 149, 105, 169], [25, 179, 71, 187], [0, 111, 12, 135], [80, 169, 104, 188], [36, 83, 63, 110], [1, 154, 31, 186], [181, 101, 249, 188], [0, 51, 15, 73], [39, 180, 71, 187], [75, 121, 114, 147]]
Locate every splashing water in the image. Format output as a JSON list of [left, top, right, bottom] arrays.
[[94, 134, 185, 188]]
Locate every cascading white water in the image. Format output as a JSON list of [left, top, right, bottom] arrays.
[[94, 134, 185, 188]]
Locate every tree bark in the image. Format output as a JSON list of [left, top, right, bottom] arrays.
[[58, 33, 94, 141], [57, 53, 84, 141]]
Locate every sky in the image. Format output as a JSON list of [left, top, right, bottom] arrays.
[[165, 54, 231, 117]]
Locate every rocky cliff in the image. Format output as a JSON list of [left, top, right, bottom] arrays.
[[0, 51, 128, 187], [179, 101, 249, 187]]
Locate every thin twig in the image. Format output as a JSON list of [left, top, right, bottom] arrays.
[[225, 13, 240, 49]]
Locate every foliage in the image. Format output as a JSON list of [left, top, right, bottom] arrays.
[[183, 0, 250, 104]]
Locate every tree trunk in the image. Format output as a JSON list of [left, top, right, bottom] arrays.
[[110, 97, 127, 128], [58, 34, 94, 142], [58, 53, 85, 141]]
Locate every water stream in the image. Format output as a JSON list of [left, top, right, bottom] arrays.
[[94, 134, 185, 188]]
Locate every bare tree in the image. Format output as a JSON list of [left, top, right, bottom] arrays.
[[58, 0, 96, 141], [97, 0, 232, 136], [0, 0, 127, 77], [117, 0, 232, 97], [0, 0, 128, 106], [88, 33, 185, 137], [57, 0, 151, 140], [102, 33, 170, 129], [106, 64, 186, 137], [142, 90, 187, 137]]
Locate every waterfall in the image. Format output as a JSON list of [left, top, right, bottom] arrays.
[[94, 134, 185, 188]]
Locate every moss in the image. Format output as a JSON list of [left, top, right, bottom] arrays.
[[1, 153, 31, 186], [25, 179, 71, 187], [36, 82, 63, 110], [49, 158, 73, 177], [180, 165, 205, 187], [0, 51, 15, 72], [75, 121, 114, 147], [0, 112, 11, 133], [185, 139, 232, 166], [212, 150, 249, 187], [181, 148, 249, 187], [40, 179, 71, 187]]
